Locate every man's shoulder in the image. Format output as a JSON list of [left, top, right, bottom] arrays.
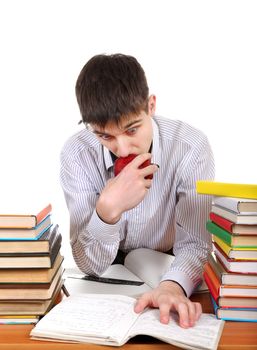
[[154, 116, 208, 147], [61, 128, 100, 159]]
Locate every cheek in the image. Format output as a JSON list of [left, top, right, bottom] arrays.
[[138, 128, 152, 149]]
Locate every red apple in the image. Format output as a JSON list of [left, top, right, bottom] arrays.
[[114, 154, 153, 179]]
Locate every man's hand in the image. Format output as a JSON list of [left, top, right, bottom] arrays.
[[134, 281, 202, 328], [96, 153, 158, 224]]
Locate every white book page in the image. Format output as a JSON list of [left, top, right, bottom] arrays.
[[127, 309, 224, 350], [64, 265, 152, 297], [124, 248, 208, 293], [124, 248, 175, 288], [31, 294, 138, 345]]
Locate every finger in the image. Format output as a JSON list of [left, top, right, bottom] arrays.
[[141, 164, 159, 178], [176, 302, 190, 328], [159, 302, 171, 324], [134, 294, 151, 313], [187, 302, 198, 327], [131, 153, 152, 168], [144, 179, 152, 189], [194, 302, 202, 322]]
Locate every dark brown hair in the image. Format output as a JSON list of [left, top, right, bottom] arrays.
[[75, 54, 149, 128]]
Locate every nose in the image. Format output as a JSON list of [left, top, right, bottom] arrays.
[[116, 137, 131, 157]]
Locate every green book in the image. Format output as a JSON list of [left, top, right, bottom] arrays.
[[206, 221, 257, 248]]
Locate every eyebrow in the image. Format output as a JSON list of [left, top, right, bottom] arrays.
[[92, 119, 143, 136]]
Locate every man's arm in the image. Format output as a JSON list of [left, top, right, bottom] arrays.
[[60, 150, 158, 275], [60, 151, 121, 275], [135, 134, 215, 327]]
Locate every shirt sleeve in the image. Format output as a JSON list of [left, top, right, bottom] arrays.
[[60, 150, 121, 276], [160, 134, 215, 297]]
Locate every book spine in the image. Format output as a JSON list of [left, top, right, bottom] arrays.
[[203, 270, 219, 302], [207, 220, 232, 245], [213, 236, 231, 256], [210, 212, 233, 233], [204, 262, 221, 295]]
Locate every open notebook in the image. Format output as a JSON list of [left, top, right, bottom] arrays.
[[64, 248, 208, 297]]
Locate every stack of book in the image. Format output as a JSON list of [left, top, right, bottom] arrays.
[[197, 181, 257, 322], [0, 204, 64, 324]]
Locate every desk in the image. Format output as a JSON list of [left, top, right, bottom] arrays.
[[1, 293, 257, 350]]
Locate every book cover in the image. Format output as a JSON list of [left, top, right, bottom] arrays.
[[0, 233, 61, 268], [205, 262, 257, 297], [211, 205, 257, 225], [0, 253, 63, 283], [207, 220, 257, 247], [213, 197, 257, 214], [213, 235, 257, 260], [0, 215, 52, 240], [0, 266, 63, 300], [196, 181, 257, 200], [208, 252, 257, 286], [203, 270, 219, 303], [206, 272, 257, 308], [0, 278, 63, 315], [0, 225, 62, 257], [211, 295, 257, 322], [0, 224, 62, 254], [213, 243, 257, 274], [0, 204, 52, 228], [209, 212, 257, 234]]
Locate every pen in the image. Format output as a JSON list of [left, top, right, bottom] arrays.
[[68, 274, 144, 286]]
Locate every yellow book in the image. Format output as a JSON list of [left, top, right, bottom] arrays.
[[196, 181, 257, 199], [213, 236, 257, 260]]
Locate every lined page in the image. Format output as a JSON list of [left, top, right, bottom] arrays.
[[31, 294, 138, 345], [128, 309, 224, 350]]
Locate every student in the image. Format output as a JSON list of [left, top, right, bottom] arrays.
[[60, 53, 215, 328]]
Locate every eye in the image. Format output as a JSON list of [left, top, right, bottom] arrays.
[[126, 127, 137, 135], [99, 134, 113, 141]]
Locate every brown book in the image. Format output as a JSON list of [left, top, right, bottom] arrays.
[[0, 204, 52, 228], [0, 233, 61, 268], [0, 215, 52, 239], [0, 224, 61, 254], [0, 253, 63, 283], [0, 278, 63, 315], [0, 266, 63, 300]]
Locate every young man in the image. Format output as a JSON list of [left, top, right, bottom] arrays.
[[60, 54, 215, 328]]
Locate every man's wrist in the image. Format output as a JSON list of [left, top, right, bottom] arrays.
[[96, 197, 121, 224], [160, 280, 187, 296]]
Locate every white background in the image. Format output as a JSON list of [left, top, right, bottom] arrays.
[[0, 0, 256, 266]]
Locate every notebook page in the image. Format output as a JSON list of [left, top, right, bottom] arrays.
[[127, 309, 224, 350], [31, 294, 139, 344]]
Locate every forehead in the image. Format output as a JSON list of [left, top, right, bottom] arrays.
[[91, 113, 146, 134]]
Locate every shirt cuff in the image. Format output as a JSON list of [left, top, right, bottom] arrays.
[[87, 209, 121, 244], [160, 270, 195, 297]]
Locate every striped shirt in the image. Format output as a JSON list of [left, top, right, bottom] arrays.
[[60, 116, 215, 296]]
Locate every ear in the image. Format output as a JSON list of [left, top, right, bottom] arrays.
[[148, 95, 156, 117]]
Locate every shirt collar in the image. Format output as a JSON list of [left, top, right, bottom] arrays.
[[103, 117, 161, 171]]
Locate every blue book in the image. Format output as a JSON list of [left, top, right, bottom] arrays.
[[0, 215, 52, 240], [211, 295, 257, 322]]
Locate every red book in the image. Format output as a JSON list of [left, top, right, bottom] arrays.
[[210, 212, 257, 235], [204, 262, 257, 298], [204, 268, 257, 308], [203, 269, 219, 303]]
